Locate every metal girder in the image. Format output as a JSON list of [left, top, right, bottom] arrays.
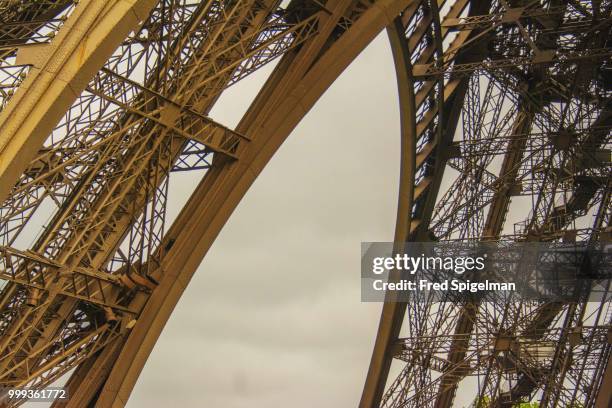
[[78, 1, 414, 406], [0, 322, 121, 390], [0, 1, 74, 51], [414, 47, 612, 78], [0, 19, 66, 51], [363, 0, 612, 407], [0, 0, 609, 407], [594, 354, 612, 407], [436, 1, 609, 406], [0, 0, 356, 399], [361, 0, 490, 404], [0, 246, 137, 313], [87, 68, 248, 158], [0, 0, 282, 392], [0, 1, 321, 234], [0, 0, 158, 204]]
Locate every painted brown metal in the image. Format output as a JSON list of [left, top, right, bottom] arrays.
[[92, 1, 414, 405], [0, 1, 610, 407], [363, 0, 611, 407], [2, 0, 413, 406], [0, 0, 158, 203]]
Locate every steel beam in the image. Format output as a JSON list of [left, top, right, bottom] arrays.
[[0, 0, 157, 204], [85, 1, 414, 406]]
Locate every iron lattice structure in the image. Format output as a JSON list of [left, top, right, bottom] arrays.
[[0, 0, 609, 407]]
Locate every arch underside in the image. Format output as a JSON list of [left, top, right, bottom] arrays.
[[0, 0, 410, 406], [0, 1, 609, 408]]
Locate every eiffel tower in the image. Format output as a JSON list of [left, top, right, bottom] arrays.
[[0, 1, 610, 407]]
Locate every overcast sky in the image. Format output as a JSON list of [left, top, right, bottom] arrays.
[[128, 32, 401, 407]]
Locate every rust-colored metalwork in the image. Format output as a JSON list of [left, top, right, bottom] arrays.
[[0, 1, 609, 407], [362, 1, 611, 407]]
